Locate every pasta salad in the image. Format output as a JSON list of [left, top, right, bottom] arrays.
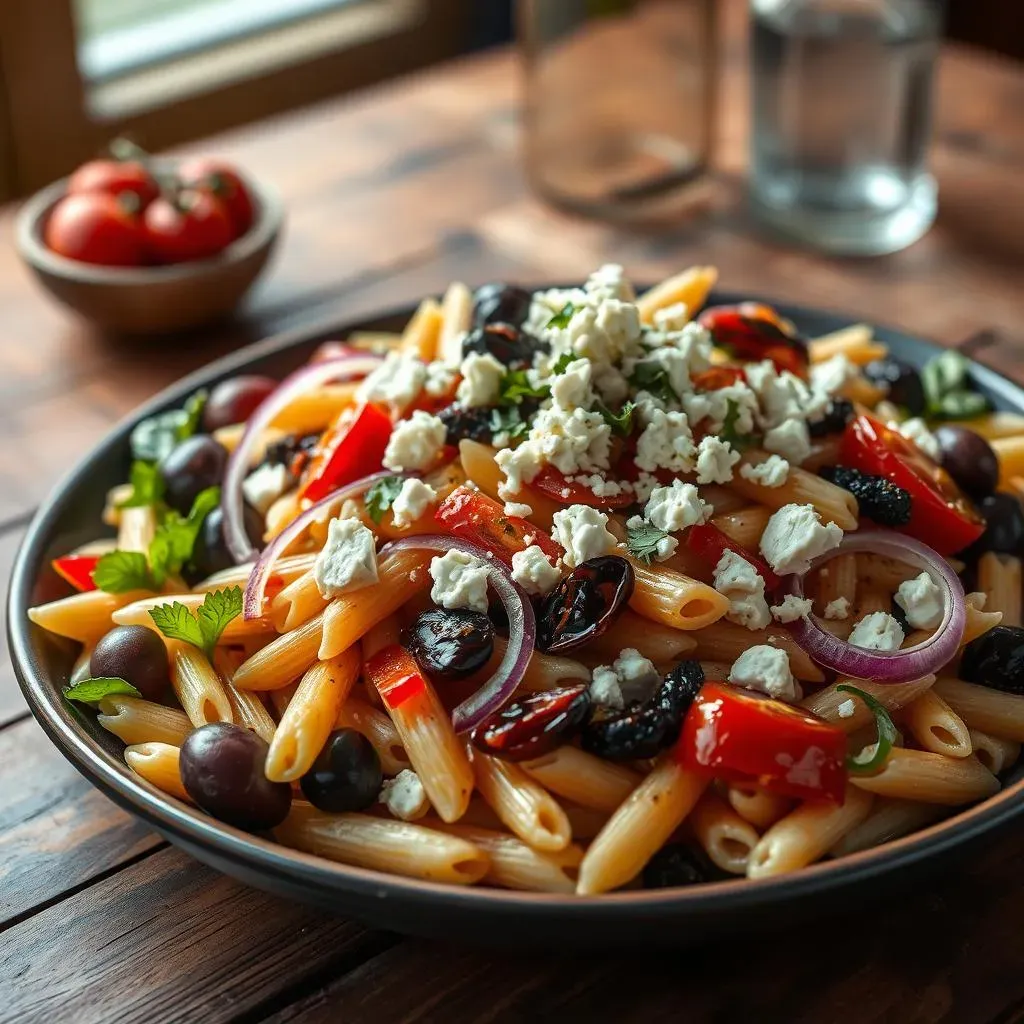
[[30, 265, 1024, 894]]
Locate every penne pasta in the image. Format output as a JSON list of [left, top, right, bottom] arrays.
[[933, 678, 1024, 743], [690, 791, 760, 875], [815, 552, 857, 616], [437, 282, 472, 364], [725, 784, 792, 831], [269, 383, 359, 434], [457, 439, 562, 530], [113, 593, 274, 642], [29, 589, 153, 645], [830, 797, 945, 857], [691, 621, 825, 682], [802, 675, 936, 732], [635, 266, 717, 323], [627, 560, 729, 631], [125, 742, 191, 802], [808, 323, 878, 363], [978, 552, 1022, 628], [901, 688, 972, 759], [97, 694, 192, 746], [711, 507, 772, 552], [522, 746, 641, 813], [583, 609, 697, 666], [335, 697, 411, 775], [849, 750, 999, 805], [170, 642, 233, 728], [192, 553, 315, 594], [233, 611, 326, 691], [968, 729, 1021, 776]]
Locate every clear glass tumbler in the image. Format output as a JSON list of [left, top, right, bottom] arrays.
[[518, 0, 718, 221], [749, 0, 945, 255]]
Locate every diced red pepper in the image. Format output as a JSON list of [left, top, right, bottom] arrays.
[[691, 367, 746, 391], [52, 554, 100, 592], [299, 402, 392, 503], [529, 465, 634, 510], [678, 682, 847, 803], [434, 486, 561, 567], [698, 303, 809, 378], [365, 644, 428, 711], [686, 522, 781, 592]]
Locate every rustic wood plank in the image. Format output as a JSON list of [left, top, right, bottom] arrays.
[[0, 526, 30, 726]]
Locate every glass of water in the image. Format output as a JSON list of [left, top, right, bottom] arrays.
[[749, 0, 945, 255]]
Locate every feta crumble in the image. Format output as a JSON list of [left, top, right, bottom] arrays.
[[551, 505, 617, 568], [894, 572, 944, 631], [695, 436, 740, 485], [382, 410, 447, 472], [242, 462, 291, 515], [379, 770, 429, 821], [510, 545, 561, 597], [739, 454, 790, 488], [429, 550, 491, 613], [503, 501, 533, 519], [763, 417, 812, 466], [771, 594, 813, 623], [714, 549, 771, 631], [644, 480, 710, 533], [550, 357, 595, 410], [728, 645, 799, 702], [588, 648, 660, 709], [824, 597, 851, 620], [390, 478, 437, 529], [810, 354, 858, 397], [313, 518, 379, 599], [356, 350, 426, 411], [836, 698, 857, 719], [759, 504, 844, 576], [892, 417, 941, 461], [634, 409, 696, 474], [848, 611, 905, 652], [456, 352, 505, 407], [589, 666, 625, 710]]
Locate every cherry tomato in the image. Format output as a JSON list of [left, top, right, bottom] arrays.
[[698, 304, 809, 378], [44, 193, 147, 267], [177, 158, 255, 237], [434, 486, 561, 567], [839, 414, 985, 555], [678, 682, 847, 803], [299, 402, 392, 503], [67, 159, 160, 207], [143, 190, 234, 264], [529, 465, 634, 510]]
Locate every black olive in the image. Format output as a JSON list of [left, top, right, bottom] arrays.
[[934, 425, 1000, 499], [969, 494, 1024, 558], [437, 404, 497, 445], [818, 466, 912, 527], [159, 435, 229, 514], [404, 608, 495, 680], [189, 503, 265, 581], [470, 685, 592, 762], [808, 398, 854, 438], [264, 432, 320, 471], [643, 844, 712, 889], [180, 723, 291, 830], [472, 283, 533, 329], [300, 729, 383, 812], [203, 375, 277, 432], [960, 626, 1024, 695], [462, 322, 542, 369], [537, 556, 635, 654], [862, 358, 926, 416], [581, 660, 704, 761], [90, 625, 170, 702]]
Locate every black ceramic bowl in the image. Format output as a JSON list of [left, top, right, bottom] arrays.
[[10, 294, 1024, 947]]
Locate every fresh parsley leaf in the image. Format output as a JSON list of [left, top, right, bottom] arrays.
[[64, 677, 142, 704], [92, 550, 156, 593], [148, 486, 220, 584], [931, 389, 990, 422], [365, 476, 405, 524], [177, 389, 208, 441], [718, 399, 755, 451], [627, 361, 676, 405], [118, 460, 166, 509], [196, 586, 244, 657], [546, 302, 575, 329], [148, 601, 205, 652], [489, 406, 530, 443], [498, 369, 550, 406], [550, 352, 575, 375], [921, 350, 990, 422], [837, 684, 898, 774], [626, 520, 671, 564], [595, 400, 635, 438]]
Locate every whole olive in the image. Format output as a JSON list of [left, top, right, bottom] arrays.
[[299, 729, 383, 812], [90, 625, 170, 701], [971, 493, 1024, 557], [436, 404, 496, 445], [404, 608, 495, 680], [960, 625, 1024, 696], [472, 283, 533, 329], [190, 503, 265, 580], [470, 684, 592, 762], [461, 322, 541, 369], [159, 435, 228, 514], [643, 844, 712, 889], [934, 425, 999, 499], [203, 375, 277, 433], [862, 358, 926, 416], [180, 723, 291, 830]]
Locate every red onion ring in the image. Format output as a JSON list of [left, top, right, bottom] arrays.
[[781, 530, 966, 683], [378, 535, 536, 733], [223, 354, 383, 564], [243, 470, 396, 621]]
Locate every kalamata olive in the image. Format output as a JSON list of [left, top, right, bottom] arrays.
[[970, 493, 1024, 557], [90, 625, 170, 701], [299, 728, 383, 812], [537, 556, 635, 654], [472, 283, 533, 329], [179, 723, 291, 830], [934, 425, 1000, 499], [190, 503, 265, 581], [960, 626, 1024, 695], [461, 322, 542, 368], [202, 375, 278, 432], [437, 404, 496, 445], [470, 684, 591, 762], [808, 398, 854, 438], [264, 432, 320, 474], [404, 608, 495, 680], [862, 358, 926, 416], [159, 435, 228, 513], [582, 660, 704, 761], [643, 843, 712, 889]]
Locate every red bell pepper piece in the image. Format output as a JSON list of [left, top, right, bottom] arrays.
[[365, 644, 428, 711], [686, 522, 781, 591], [52, 554, 100, 592], [299, 402, 392, 503], [698, 303, 809, 378], [839, 414, 985, 555], [528, 465, 634, 510], [434, 486, 561, 567], [678, 682, 847, 803]]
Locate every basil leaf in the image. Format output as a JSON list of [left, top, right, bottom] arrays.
[[837, 683, 898, 774], [596, 399, 635, 438], [489, 407, 530, 444], [148, 486, 220, 584], [550, 352, 575, 375], [498, 369, 550, 406], [626, 520, 670, 564], [627, 361, 676, 405], [546, 302, 575, 329], [92, 550, 156, 594], [920, 350, 990, 421], [719, 399, 756, 451], [117, 461, 166, 509], [64, 677, 142, 704], [932, 390, 990, 422], [365, 476, 405, 524]]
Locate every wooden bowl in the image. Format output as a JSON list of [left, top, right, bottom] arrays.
[[14, 166, 283, 334]]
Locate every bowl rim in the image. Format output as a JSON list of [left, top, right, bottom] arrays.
[[14, 159, 283, 285], [10, 293, 1024, 923]]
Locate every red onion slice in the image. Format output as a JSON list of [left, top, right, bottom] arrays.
[[223, 354, 384, 564], [379, 535, 536, 733], [781, 530, 966, 683], [243, 470, 394, 620]]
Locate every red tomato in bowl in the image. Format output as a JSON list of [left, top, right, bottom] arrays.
[[177, 158, 255, 237], [44, 193, 147, 267], [68, 159, 160, 208], [143, 190, 234, 264]]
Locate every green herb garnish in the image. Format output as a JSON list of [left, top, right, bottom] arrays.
[[149, 587, 243, 659], [490, 406, 530, 443], [177, 389, 208, 441], [550, 352, 575, 375], [498, 369, 550, 406], [546, 302, 575, 329], [836, 684, 898, 774], [365, 476, 405, 524], [64, 677, 142, 704], [129, 389, 208, 462], [921, 350, 990, 422], [596, 399, 635, 438], [92, 550, 156, 593], [718, 399, 756, 451], [117, 460, 166, 509], [147, 486, 221, 585], [626, 520, 671, 564], [627, 361, 676, 405]]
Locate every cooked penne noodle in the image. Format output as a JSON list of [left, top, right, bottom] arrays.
[[902, 688, 972, 758], [690, 791, 760, 875], [437, 281, 472, 364], [856, 553, 918, 592], [70, 644, 95, 685], [697, 484, 749, 516], [361, 614, 402, 660], [193, 553, 316, 595], [457, 439, 562, 529], [125, 742, 191, 801], [933, 678, 1024, 743], [815, 553, 857, 615], [29, 588, 152, 644], [233, 611, 326, 691], [968, 729, 1021, 776], [112, 593, 274, 642], [265, 490, 304, 541], [635, 266, 717, 323], [269, 383, 359, 434], [269, 680, 299, 719], [212, 647, 279, 745], [808, 323, 877, 363], [627, 560, 729, 631], [802, 675, 936, 732], [725, 784, 792, 831], [711, 507, 772, 552], [269, 571, 329, 631], [583, 610, 697, 666], [335, 697, 411, 775], [992, 436, 1024, 486], [117, 505, 157, 554], [399, 297, 444, 361], [171, 643, 233, 728], [522, 746, 641, 813], [850, 750, 999, 805], [97, 695, 191, 747], [830, 798, 944, 857], [978, 552, 1022, 628], [690, 621, 825, 683], [347, 330, 402, 351], [954, 411, 1024, 440], [212, 421, 286, 456]]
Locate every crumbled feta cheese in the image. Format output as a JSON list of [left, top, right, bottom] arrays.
[[892, 417, 941, 460], [550, 357, 595, 410], [523, 405, 612, 478], [763, 417, 812, 465], [379, 770, 429, 821], [390, 478, 437, 528], [551, 505, 617, 568], [644, 480, 711, 533], [495, 442, 543, 498], [739, 455, 790, 488], [242, 462, 291, 515], [550, 297, 642, 366], [824, 597, 851, 620], [504, 501, 533, 519], [836, 698, 856, 719], [759, 503, 844, 576], [770, 594, 813, 623], [592, 363, 630, 404], [510, 545, 561, 597], [429, 550, 491, 613], [810, 354, 858, 397], [695, 436, 740, 484], [637, 346, 693, 399], [652, 302, 689, 333], [589, 666, 624, 710], [456, 352, 505, 407], [382, 410, 447, 472], [424, 360, 457, 397], [634, 409, 695, 473], [586, 263, 635, 303], [756, 369, 824, 428], [356, 350, 426, 411], [894, 572, 944, 631], [714, 550, 772, 630], [589, 648, 660, 709], [682, 382, 759, 436], [728, 645, 799, 702], [568, 473, 626, 499], [313, 518, 379, 598], [849, 611, 905, 652]]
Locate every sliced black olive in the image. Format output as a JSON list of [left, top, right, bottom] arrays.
[[472, 283, 533, 329], [969, 493, 1024, 558], [808, 398, 854, 438], [818, 466, 911, 527], [862, 358, 926, 417], [536, 555, 635, 654], [581, 660, 704, 761], [960, 626, 1024, 695], [264, 432, 320, 472], [643, 843, 712, 889], [404, 608, 495, 680], [300, 729, 382, 812], [436, 404, 497, 445], [461, 322, 542, 369], [934, 425, 1000, 499], [470, 685, 592, 762]]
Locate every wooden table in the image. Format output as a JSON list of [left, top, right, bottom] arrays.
[[4, 4, 1024, 1019]]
